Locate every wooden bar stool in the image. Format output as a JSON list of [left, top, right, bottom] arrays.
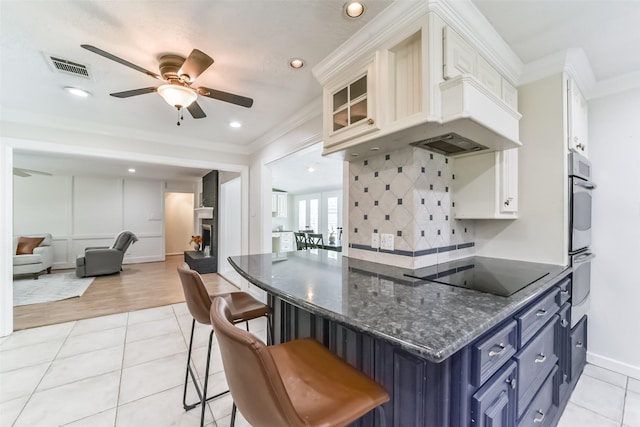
[[208, 296, 390, 427], [176, 264, 271, 427]]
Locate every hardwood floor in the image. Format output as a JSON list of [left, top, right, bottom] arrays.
[[13, 255, 239, 331]]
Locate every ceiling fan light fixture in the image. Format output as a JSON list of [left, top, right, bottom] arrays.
[[157, 84, 197, 109], [65, 87, 90, 97]]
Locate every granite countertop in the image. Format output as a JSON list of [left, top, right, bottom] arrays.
[[229, 251, 569, 363]]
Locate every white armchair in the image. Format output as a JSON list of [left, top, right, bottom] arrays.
[[13, 233, 54, 279]]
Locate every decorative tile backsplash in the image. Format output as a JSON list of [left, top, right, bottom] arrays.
[[349, 146, 475, 268]]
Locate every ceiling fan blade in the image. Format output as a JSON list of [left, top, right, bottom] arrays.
[[81, 44, 162, 80], [187, 101, 207, 119], [197, 87, 254, 108], [13, 169, 30, 177], [178, 49, 214, 82], [13, 168, 52, 177], [110, 87, 158, 98]]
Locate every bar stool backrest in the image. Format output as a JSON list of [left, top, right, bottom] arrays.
[[210, 297, 305, 427], [177, 263, 211, 325]]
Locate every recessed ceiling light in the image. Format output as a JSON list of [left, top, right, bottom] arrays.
[[128, 168, 136, 173], [370, 147, 380, 151], [307, 167, 315, 173], [229, 121, 242, 128], [289, 58, 304, 69], [65, 87, 90, 97], [345, 1, 365, 18], [351, 153, 359, 157]]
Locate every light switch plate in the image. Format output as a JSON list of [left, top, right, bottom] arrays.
[[371, 233, 379, 248], [380, 233, 394, 251]]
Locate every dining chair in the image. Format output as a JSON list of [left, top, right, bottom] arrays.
[[176, 263, 271, 427], [306, 233, 324, 249], [208, 297, 390, 427], [293, 232, 308, 250]]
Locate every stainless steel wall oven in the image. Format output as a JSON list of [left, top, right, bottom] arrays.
[[569, 151, 596, 327]]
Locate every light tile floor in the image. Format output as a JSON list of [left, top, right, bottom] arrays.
[[1, 304, 638, 427], [0, 304, 262, 427]]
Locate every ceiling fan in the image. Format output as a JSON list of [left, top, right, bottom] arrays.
[[13, 168, 52, 178], [81, 44, 253, 124]]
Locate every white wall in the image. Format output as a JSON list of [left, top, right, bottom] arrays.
[[219, 177, 242, 276], [475, 74, 568, 266], [165, 192, 195, 255], [587, 88, 640, 379], [13, 175, 166, 268]]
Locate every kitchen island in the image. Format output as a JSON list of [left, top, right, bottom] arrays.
[[229, 251, 580, 427]]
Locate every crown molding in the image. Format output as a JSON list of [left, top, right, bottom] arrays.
[[430, 0, 523, 85], [246, 97, 322, 154], [312, 0, 523, 86], [590, 70, 640, 100], [312, 1, 431, 85], [0, 106, 249, 155]]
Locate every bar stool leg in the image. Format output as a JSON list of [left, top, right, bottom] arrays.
[[200, 330, 214, 427], [230, 402, 237, 427], [376, 405, 387, 427], [183, 319, 201, 410], [183, 319, 229, 412]]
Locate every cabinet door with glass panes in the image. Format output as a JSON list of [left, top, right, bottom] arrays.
[[323, 63, 380, 148]]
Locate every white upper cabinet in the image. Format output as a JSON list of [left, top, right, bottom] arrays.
[[443, 26, 476, 79], [313, 5, 522, 160], [272, 192, 288, 218], [452, 148, 519, 219], [567, 77, 588, 155]]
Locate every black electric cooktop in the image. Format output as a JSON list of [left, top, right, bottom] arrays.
[[405, 256, 553, 297]]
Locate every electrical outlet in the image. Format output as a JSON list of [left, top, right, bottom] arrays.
[[371, 233, 379, 248], [380, 233, 394, 251]]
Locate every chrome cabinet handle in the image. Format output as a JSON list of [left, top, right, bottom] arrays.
[[535, 353, 547, 363], [533, 410, 545, 423], [367, 118, 374, 125], [576, 341, 584, 348], [536, 309, 547, 317], [561, 288, 569, 294], [489, 343, 506, 357], [505, 378, 516, 389], [504, 199, 510, 206], [561, 319, 568, 327]]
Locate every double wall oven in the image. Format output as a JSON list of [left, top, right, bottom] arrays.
[[569, 151, 596, 327]]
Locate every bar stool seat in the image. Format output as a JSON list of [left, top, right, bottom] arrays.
[[209, 297, 390, 427], [177, 264, 270, 427]]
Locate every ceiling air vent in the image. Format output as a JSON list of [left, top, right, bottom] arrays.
[[47, 55, 91, 79]]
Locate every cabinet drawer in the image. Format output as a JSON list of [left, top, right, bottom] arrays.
[[570, 315, 588, 382], [516, 289, 560, 347], [516, 318, 558, 417], [518, 366, 557, 427], [556, 278, 571, 306], [471, 320, 518, 387]]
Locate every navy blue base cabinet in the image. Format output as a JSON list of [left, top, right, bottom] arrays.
[[269, 273, 585, 427]]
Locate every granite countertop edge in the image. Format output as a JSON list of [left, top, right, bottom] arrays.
[[229, 256, 572, 363]]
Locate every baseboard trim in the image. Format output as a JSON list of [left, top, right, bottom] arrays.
[[587, 351, 640, 381]]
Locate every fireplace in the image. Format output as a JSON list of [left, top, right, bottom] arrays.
[[202, 223, 212, 250]]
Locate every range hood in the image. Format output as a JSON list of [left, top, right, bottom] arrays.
[[411, 132, 488, 157]]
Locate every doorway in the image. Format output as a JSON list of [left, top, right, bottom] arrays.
[[164, 192, 194, 256]]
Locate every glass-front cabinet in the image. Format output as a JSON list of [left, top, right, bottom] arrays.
[[323, 62, 380, 148], [332, 74, 368, 132]]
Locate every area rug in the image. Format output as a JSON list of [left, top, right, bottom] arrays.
[[13, 272, 95, 307]]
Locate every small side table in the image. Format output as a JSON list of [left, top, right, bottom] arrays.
[[184, 251, 216, 274]]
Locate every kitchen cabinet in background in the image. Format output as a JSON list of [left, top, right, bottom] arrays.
[[567, 77, 588, 156], [453, 148, 518, 219], [271, 192, 288, 218]]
